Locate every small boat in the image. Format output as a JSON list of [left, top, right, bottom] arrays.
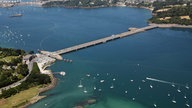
[[100, 80, 104, 83], [185, 84, 190, 89], [186, 103, 190, 107], [171, 83, 175, 87], [132, 98, 135, 101], [153, 103, 157, 107], [110, 84, 114, 89], [93, 86, 96, 90], [150, 84, 153, 88], [168, 93, 170, 97], [184, 95, 187, 99], [60, 71, 66, 76], [83, 87, 87, 93], [98, 89, 102, 91], [125, 91, 128, 94], [142, 80, 145, 83], [130, 79, 134, 82], [138, 86, 141, 90], [10, 13, 22, 17], [177, 87, 181, 93], [113, 78, 116, 81], [78, 80, 83, 88], [172, 98, 176, 104], [86, 74, 90, 77]]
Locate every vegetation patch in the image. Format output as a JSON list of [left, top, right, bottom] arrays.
[[0, 86, 39, 108], [0, 62, 51, 99], [149, 0, 192, 25]]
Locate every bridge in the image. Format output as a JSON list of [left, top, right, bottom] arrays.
[[40, 25, 158, 59]]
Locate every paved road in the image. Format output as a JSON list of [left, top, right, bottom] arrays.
[[0, 60, 34, 94]]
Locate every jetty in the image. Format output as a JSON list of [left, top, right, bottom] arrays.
[[40, 25, 158, 59]]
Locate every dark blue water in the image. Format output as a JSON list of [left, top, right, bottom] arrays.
[[0, 6, 192, 108]]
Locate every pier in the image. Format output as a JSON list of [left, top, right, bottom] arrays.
[[40, 25, 158, 59]]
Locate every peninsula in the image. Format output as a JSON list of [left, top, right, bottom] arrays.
[[0, 48, 56, 108]]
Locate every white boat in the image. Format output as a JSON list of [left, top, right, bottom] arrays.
[[185, 84, 190, 89], [86, 74, 90, 77], [150, 84, 153, 88], [171, 83, 175, 87], [60, 71, 66, 76], [184, 95, 187, 99], [168, 93, 170, 97], [177, 87, 181, 93], [83, 87, 87, 93], [186, 103, 190, 107], [172, 98, 176, 104], [110, 84, 114, 89], [132, 98, 135, 101], [93, 86, 96, 90], [125, 91, 128, 94], [100, 80, 104, 83], [130, 79, 134, 82], [142, 80, 145, 83], [138, 86, 141, 90], [78, 80, 83, 88], [98, 89, 102, 91], [113, 78, 116, 81], [153, 103, 157, 107]]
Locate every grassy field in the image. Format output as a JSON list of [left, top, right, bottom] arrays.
[[0, 86, 40, 108], [0, 56, 19, 63]]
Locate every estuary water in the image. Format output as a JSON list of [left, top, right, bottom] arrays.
[[0, 6, 192, 108]]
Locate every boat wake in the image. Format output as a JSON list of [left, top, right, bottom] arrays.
[[146, 77, 185, 87]]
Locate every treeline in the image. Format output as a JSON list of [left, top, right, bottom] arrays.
[[149, 6, 192, 25], [0, 64, 28, 88], [0, 47, 25, 58], [0, 62, 51, 98], [0, 48, 28, 88], [153, 0, 190, 11], [156, 6, 192, 17], [42, 0, 109, 8]]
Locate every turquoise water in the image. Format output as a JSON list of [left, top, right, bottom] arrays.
[[0, 6, 192, 108]]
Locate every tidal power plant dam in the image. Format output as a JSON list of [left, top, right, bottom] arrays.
[[40, 25, 158, 60]]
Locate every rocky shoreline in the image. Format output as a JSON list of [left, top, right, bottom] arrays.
[[149, 23, 192, 28], [21, 72, 57, 108], [20, 54, 58, 108]]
